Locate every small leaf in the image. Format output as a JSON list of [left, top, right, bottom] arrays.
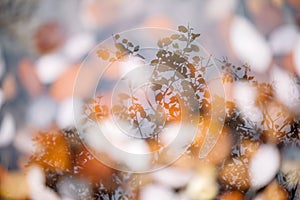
[[172, 43, 179, 48], [109, 58, 116, 62], [140, 110, 146, 118], [178, 25, 188, 33], [164, 103, 169, 109], [118, 93, 131, 100], [112, 105, 123, 112], [162, 37, 172, 46], [169, 105, 178, 116], [151, 59, 159, 66], [157, 40, 163, 48], [191, 44, 200, 52], [204, 90, 210, 98], [129, 105, 135, 112], [115, 43, 127, 52], [114, 34, 120, 40], [94, 105, 101, 112], [191, 33, 201, 41], [97, 49, 110, 60], [151, 84, 162, 91], [183, 47, 192, 52], [181, 80, 190, 90], [137, 106, 146, 118], [157, 65, 171, 72], [192, 56, 200, 62], [159, 77, 169, 85], [178, 35, 188, 41], [187, 63, 196, 72], [130, 112, 135, 118], [166, 90, 172, 96], [173, 56, 185, 64], [128, 42, 134, 47], [146, 115, 152, 121], [171, 34, 180, 39], [134, 45, 140, 52], [155, 93, 163, 102], [170, 96, 177, 103], [114, 50, 120, 56], [132, 96, 138, 101]]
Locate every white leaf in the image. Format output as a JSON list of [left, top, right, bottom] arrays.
[[269, 25, 299, 56], [230, 16, 272, 73], [293, 36, 300, 77], [249, 145, 280, 189], [36, 53, 69, 84], [0, 113, 15, 147]]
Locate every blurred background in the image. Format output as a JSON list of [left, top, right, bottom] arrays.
[[0, 0, 300, 199]]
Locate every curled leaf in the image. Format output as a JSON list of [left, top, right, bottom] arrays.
[[191, 33, 201, 41]]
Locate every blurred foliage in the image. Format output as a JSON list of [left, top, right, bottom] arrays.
[[0, 0, 38, 29], [25, 25, 300, 199]]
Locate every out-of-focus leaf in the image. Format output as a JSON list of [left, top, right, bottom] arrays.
[[134, 45, 140, 52], [115, 43, 127, 53], [191, 33, 201, 41], [157, 40, 163, 48], [128, 42, 134, 47], [97, 49, 110, 60], [119, 93, 131, 100], [191, 44, 200, 52], [171, 34, 180, 39], [172, 43, 179, 48], [184, 47, 192, 52], [192, 56, 200, 63], [151, 84, 162, 91], [178, 25, 188, 33], [151, 59, 159, 66], [178, 35, 188, 41], [114, 34, 120, 40], [162, 37, 172, 46], [155, 93, 163, 102]]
